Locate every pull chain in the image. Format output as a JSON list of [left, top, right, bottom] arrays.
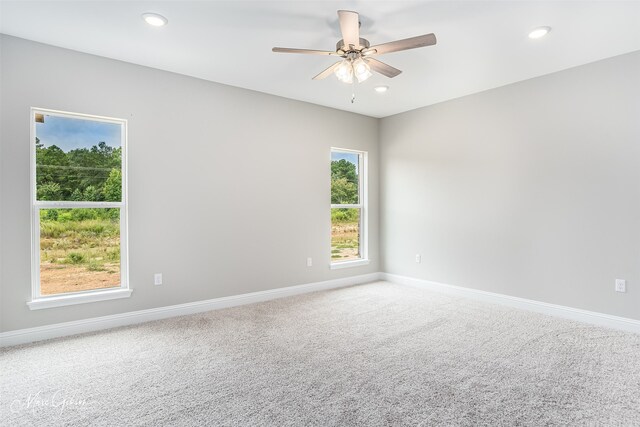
[[351, 80, 356, 104]]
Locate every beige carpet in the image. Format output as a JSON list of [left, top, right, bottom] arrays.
[[2, 281, 639, 426]]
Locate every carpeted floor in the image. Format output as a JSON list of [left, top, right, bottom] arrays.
[[1, 281, 639, 426]]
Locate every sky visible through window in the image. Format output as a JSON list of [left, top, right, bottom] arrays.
[[331, 151, 358, 173], [36, 115, 121, 152]]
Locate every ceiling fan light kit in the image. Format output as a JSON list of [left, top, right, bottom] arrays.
[[352, 57, 373, 83], [272, 10, 437, 85], [335, 59, 354, 83]]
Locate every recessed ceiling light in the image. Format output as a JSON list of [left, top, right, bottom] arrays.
[[374, 85, 389, 93], [142, 13, 168, 27], [528, 26, 551, 39]]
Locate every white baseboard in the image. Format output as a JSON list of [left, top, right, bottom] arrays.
[[382, 273, 640, 334], [3, 271, 637, 347], [0, 272, 382, 348]]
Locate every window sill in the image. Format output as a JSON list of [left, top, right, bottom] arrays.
[[330, 259, 370, 270], [27, 288, 133, 310]]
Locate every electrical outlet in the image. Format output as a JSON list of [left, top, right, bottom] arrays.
[[415, 254, 421, 264], [307, 257, 313, 267], [615, 279, 626, 293], [154, 273, 163, 286]]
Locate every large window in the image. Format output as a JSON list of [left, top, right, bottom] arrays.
[[330, 148, 368, 268], [29, 108, 130, 309]]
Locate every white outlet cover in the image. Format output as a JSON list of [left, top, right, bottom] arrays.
[[615, 279, 626, 293], [154, 273, 163, 286]]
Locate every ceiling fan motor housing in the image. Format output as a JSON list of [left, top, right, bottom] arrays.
[[336, 38, 370, 53]]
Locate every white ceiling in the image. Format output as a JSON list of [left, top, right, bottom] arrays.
[[1, 1, 640, 118]]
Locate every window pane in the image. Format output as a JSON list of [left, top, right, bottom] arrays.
[[331, 208, 360, 262], [331, 152, 359, 204], [35, 114, 122, 202], [39, 208, 120, 295]]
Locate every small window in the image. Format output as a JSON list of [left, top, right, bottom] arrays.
[[331, 148, 368, 267], [30, 109, 129, 306]]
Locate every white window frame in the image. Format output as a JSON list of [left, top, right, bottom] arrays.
[[28, 107, 131, 310], [330, 147, 369, 269]]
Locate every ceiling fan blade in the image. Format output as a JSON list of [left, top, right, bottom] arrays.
[[312, 62, 342, 80], [272, 47, 337, 56], [367, 33, 437, 56], [367, 58, 402, 78], [337, 10, 360, 49]]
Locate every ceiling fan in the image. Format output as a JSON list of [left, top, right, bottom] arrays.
[[272, 10, 437, 84]]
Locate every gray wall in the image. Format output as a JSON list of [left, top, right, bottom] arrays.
[[2, 34, 638, 333], [0, 35, 379, 332], [380, 50, 640, 320]]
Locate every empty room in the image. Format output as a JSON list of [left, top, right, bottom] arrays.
[[1, 1, 639, 425]]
